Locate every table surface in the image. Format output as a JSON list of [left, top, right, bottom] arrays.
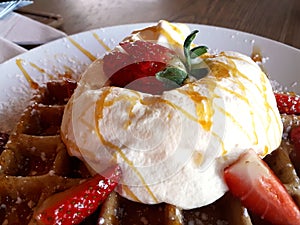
[[24, 0, 300, 49]]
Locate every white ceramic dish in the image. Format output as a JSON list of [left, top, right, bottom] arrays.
[[0, 22, 299, 132]]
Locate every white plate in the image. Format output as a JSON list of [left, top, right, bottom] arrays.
[[0, 22, 299, 132]]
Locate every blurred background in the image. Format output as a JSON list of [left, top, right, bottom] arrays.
[[21, 0, 300, 49]]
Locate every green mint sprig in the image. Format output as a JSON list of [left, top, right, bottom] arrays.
[[156, 30, 208, 86]]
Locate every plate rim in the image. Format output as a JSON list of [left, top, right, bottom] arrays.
[[1, 21, 299, 66]]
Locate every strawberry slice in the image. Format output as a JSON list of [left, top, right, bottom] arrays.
[[34, 165, 121, 225], [224, 150, 300, 225], [102, 40, 180, 94], [274, 92, 300, 115], [125, 76, 171, 95]]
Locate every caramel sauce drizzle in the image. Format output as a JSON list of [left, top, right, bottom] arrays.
[[16, 59, 77, 89], [94, 88, 159, 203], [158, 26, 185, 47], [134, 21, 186, 48], [67, 37, 97, 61], [258, 71, 282, 155], [205, 56, 259, 145], [193, 151, 204, 167], [142, 96, 206, 131], [15, 33, 111, 89], [212, 131, 227, 155], [124, 104, 134, 130], [190, 78, 228, 156], [215, 105, 254, 142], [203, 53, 283, 156], [121, 184, 142, 202], [177, 88, 212, 131], [15, 59, 39, 89], [92, 32, 111, 52], [29, 62, 46, 74], [105, 94, 140, 130], [29, 62, 55, 80]]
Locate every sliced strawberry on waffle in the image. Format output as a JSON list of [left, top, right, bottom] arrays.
[[224, 150, 300, 225], [34, 166, 121, 225], [102, 40, 185, 94]]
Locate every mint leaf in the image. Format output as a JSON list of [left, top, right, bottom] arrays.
[[190, 46, 208, 58], [156, 67, 188, 86], [155, 30, 209, 86], [184, 30, 199, 71]]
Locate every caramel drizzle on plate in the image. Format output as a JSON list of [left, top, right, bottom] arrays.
[[92, 32, 111, 52], [67, 37, 97, 61], [15, 33, 111, 88], [15, 59, 39, 89]]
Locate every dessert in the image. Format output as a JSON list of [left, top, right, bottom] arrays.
[[1, 20, 300, 225], [61, 20, 283, 209]]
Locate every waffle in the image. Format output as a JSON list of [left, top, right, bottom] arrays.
[[0, 79, 91, 224], [0, 80, 300, 225]]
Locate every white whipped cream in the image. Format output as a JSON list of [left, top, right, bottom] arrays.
[[61, 21, 283, 209], [123, 20, 192, 59]]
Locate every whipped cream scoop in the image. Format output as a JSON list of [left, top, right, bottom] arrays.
[[61, 21, 283, 209]]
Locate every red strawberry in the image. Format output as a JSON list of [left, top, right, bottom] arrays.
[[102, 40, 180, 94], [34, 165, 121, 225], [224, 149, 300, 225], [291, 126, 300, 146], [119, 40, 173, 63], [274, 92, 300, 115]]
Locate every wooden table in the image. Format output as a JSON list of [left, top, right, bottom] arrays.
[[23, 0, 300, 49]]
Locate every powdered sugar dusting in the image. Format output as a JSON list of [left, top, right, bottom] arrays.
[[0, 55, 89, 133], [270, 79, 299, 96], [0, 77, 33, 132], [0, 28, 116, 133]]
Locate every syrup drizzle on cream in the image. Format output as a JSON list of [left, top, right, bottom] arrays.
[[203, 53, 282, 157], [86, 52, 280, 201], [204, 56, 259, 146], [94, 88, 159, 203]]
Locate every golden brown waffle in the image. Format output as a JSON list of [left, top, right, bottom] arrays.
[[98, 191, 253, 225], [1, 80, 300, 225], [0, 79, 91, 224]]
